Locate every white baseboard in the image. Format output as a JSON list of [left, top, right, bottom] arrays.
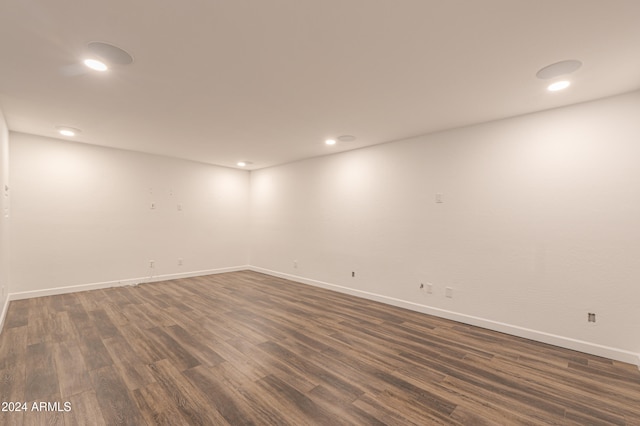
[[8, 265, 249, 301], [0, 294, 9, 332], [249, 266, 640, 369]]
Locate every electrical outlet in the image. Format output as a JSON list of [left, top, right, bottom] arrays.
[[149, 260, 155, 268], [293, 260, 298, 269], [352, 271, 356, 278], [445, 287, 453, 298], [178, 258, 183, 266], [150, 202, 156, 210], [426, 283, 433, 294], [588, 312, 596, 323]]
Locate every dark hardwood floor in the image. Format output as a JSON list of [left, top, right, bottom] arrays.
[[1, 270, 639, 425]]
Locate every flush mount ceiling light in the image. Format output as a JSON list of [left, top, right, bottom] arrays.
[[325, 139, 337, 145], [547, 80, 571, 92], [83, 41, 134, 71], [56, 126, 81, 137], [237, 161, 253, 167]]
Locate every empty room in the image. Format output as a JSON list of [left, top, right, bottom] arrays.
[[1, 0, 640, 424]]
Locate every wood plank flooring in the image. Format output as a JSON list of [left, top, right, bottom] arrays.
[[1, 270, 639, 425]]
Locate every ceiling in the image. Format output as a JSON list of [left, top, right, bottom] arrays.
[[1, 1, 639, 170]]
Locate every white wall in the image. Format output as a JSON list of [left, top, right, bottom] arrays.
[[250, 91, 640, 364], [0, 109, 9, 325], [10, 132, 250, 296]]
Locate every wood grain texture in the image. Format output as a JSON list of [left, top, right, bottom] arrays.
[[0, 270, 639, 425]]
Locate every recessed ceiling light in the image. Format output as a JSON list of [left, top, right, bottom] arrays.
[[87, 41, 134, 65], [56, 126, 81, 137], [536, 60, 582, 80], [325, 139, 337, 145], [547, 80, 571, 92], [83, 58, 108, 71], [82, 42, 133, 72]]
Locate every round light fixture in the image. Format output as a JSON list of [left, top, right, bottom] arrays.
[[83, 42, 134, 72], [56, 126, 81, 137], [537, 60, 580, 93], [87, 41, 134, 65], [536, 60, 582, 80], [83, 58, 108, 71], [547, 80, 571, 92], [237, 161, 253, 167], [325, 139, 337, 145]]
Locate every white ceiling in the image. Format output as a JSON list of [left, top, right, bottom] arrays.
[[1, 1, 639, 170]]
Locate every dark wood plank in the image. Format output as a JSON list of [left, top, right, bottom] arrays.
[[148, 358, 229, 425], [89, 309, 121, 340], [23, 403, 66, 426], [146, 327, 201, 371], [75, 289, 107, 312], [102, 302, 130, 327], [102, 334, 155, 391], [50, 311, 78, 343], [0, 325, 28, 371], [256, 374, 346, 425], [66, 303, 91, 332], [25, 341, 59, 400], [89, 365, 144, 426], [4, 299, 29, 328], [132, 382, 189, 426], [75, 326, 113, 371], [119, 303, 156, 330], [208, 372, 296, 426], [164, 324, 226, 367], [184, 365, 257, 425], [117, 323, 166, 365], [0, 366, 26, 426], [308, 384, 387, 426], [258, 340, 364, 399], [65, 390, 107, 426], [52, 340, 93, 398]]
